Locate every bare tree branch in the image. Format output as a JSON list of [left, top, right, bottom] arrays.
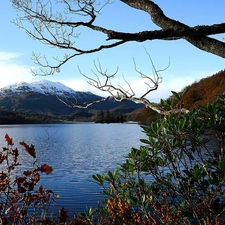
[[12, 0, 225, 77], [56, 94, 111, 109], [120, 0, 225, 57], [72, 53, 188, 115]]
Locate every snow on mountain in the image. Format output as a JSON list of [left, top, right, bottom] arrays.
[[0, 80, 95, 98]]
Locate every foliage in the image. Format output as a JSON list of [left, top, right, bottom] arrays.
[[92, 91, 225, 224], [181, 69, 225, 109], [0, 134, 55, 224]]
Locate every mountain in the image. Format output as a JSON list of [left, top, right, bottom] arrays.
[[0, 80, 143, 119], [0, 80, 98, 100]]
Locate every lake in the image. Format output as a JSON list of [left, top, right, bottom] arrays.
[[0, 122, 146, 217]]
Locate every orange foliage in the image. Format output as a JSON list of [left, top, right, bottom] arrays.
[[5, 133, 13, 145], [0, 134, 55, 224], [19, 141, 36, 158], [182, 69, 225, 109], [40, 163, 53, 175]]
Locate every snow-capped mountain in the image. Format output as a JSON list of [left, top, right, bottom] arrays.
[[0, 80, 143, 117], [0, 80, 95, 98], [0, 80, 104, 115]]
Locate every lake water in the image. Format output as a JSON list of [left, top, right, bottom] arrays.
[[0, 122, 146, 217]]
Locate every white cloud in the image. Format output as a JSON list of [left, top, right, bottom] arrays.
[[0, 52, 20, 61], [122, 78, 173, 103], [149, 77, 195, 102], [0, 51, 36, 88]]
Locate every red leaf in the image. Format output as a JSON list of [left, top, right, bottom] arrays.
[[8, 212, 16, 222], [58, 207, 68, 223], [40, 164, 53, 175], [18, 184, 26, 193], [16, 177, 26, 184], [20, 142, 36, 158], [32, 171, 40, 185], [39, 185, 44, 193], [5, 134, 13, 145], [2, 216, 9, 224], [24, 170, 32, 176]]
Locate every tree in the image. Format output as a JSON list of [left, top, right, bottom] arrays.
[[11, 0, 225, 112]]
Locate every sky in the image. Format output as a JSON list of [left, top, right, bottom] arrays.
[[0, 0, 225, 103]]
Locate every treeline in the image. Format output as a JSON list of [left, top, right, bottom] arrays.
[[0, 110, 56, 124], [95, 110, 126, 123], [66, 110, 94, 121]]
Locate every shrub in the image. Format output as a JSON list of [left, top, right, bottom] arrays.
[[93, 91, 225, 224], [0, 134, 54, 224]]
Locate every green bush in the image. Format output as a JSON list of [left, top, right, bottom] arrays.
[[93, 91, 225, 225]]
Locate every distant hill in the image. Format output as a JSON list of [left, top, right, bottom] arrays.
[[180, 69, 225, 109], [0, 80, 143, 122]]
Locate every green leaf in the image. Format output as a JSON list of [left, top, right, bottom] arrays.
[[218, 160, 225, 170], [130, 196, 139, 204], [151, 122, 158, 134], [179, 117, 187, 129], [171, 91, 181, 101], [113, 169, 119, 178], [140, 139, 150, 145], [156, 157, 164, 166], [107, 171, 114, 180], [92, 174, 104, 185], [183, 169, 193, 177], [193, 165, 204, 179], [160, 99, 167, 107]]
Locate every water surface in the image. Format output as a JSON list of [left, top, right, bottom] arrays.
[[0, 123, 146, 216]]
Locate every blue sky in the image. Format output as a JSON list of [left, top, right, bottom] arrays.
[[0, 0, 224, 102]]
